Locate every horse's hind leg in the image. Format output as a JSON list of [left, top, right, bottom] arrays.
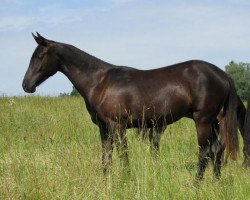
[[211, 122, 225, 179], [195, 121, 214, 180], [212, 139, 225, 179]]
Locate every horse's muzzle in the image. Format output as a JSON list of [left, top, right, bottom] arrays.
[[22, 81, 36, 93]]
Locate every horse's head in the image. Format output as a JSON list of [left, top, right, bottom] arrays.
[[22, 33, 60, 93]]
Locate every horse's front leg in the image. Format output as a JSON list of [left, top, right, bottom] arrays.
[[99, 125, 114, 174]]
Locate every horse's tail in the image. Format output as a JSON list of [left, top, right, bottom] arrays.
[[237, 95, 246, 137], [220, 78, 239, 160], [243, 96, 250, 164]]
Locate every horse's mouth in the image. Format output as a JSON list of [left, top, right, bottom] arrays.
[[27, 86, 36, 93]]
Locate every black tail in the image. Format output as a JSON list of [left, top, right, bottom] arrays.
[[236, 95, 246, 137], [221, 78, 239, 160], [243, 96, 250, 162]]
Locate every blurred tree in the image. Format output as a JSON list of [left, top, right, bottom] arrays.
[[225, 61, 250, 100], [70, 86, 80, 96], [59, 92, 70, 97]]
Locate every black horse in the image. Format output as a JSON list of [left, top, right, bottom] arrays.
[[23, 33, 239, 179]]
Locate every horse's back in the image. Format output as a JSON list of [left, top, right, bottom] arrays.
[[112, 60, 229, 106]]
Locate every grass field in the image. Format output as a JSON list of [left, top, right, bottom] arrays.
[[0, 96, 250, 199]]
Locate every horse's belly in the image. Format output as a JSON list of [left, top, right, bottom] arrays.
[[100, 100, 189, 128], [97, 86, 191, 126]]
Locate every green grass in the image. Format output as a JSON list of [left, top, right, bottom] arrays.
[[0, 96, 250, 199]]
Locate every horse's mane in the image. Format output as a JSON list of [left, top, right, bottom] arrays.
[[57, 41, 115, 69]]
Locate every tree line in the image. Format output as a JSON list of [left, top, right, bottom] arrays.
[[225, 61, 250, 100], [63, 61, 250, 100]]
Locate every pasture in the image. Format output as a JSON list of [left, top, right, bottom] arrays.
[[0, 96, 250, 199]]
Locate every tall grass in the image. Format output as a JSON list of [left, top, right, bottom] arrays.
[[0, 96, 250, 199]]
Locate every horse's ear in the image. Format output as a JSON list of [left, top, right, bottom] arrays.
[[32, 32, 49, 46]]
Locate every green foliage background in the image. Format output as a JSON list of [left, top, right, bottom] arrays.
[[225, 61, 250, 100]]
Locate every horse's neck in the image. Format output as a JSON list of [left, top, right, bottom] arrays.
[[59, 45, 112, 100]]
